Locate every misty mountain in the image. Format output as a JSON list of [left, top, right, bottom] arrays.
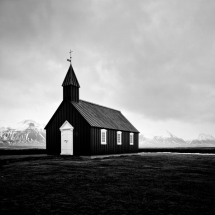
[[0, 120, 45, 147], [139, 130, 186, 148], [139, 130, 215, 148], [190, 133, 215, 146]]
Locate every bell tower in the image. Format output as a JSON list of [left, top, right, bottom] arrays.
[[62, 51, 80, 102]]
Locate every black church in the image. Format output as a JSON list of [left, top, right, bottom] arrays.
[[45, 61, 139, 156]]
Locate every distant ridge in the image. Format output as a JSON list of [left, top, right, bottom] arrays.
[[0, 120, 45, 148], [190, 133, 215, 146], [139, 130, 215, 148]]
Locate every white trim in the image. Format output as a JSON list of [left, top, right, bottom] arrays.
[[59, 120, 74, 131], [60, 120, 74, 155], [117, 131, 122, 145], [101, 129, 107, 144], [130, 133, 134, 145]]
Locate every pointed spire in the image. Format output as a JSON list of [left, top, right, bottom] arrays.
[[62, 64, 80, 88]]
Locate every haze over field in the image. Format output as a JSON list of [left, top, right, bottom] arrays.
[[0, 0, 215, 140]]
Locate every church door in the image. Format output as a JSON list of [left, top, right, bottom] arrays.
[[59, 121, 74, 155]]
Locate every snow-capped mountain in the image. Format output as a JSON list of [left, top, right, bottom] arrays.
[[0, 120, 46, 147], [139, 130, 186, 148], [14, 120, 45, 131], [190, 133, 215, 146], [139, 130, 215, 148]]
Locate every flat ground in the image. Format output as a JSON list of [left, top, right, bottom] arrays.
[[1, 153, 215, 215]]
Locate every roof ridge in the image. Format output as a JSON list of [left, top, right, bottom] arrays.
[[70, 99, 139, 132], [79, 99, 121, 112]]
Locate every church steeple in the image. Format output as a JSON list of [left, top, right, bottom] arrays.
[[62, 64, 80, 102]]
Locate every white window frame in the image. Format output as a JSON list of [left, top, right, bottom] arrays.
[[130, 133, 134, 145], [117, 131, 122, 145], [101, 129, 107, 145]]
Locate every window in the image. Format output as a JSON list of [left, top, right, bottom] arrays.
[[101, 129, 107, 144], [130, 133, 134, 145], [117, 131, 122, 145]]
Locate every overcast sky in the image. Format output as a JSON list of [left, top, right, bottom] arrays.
[[0, 0, 215, 139]]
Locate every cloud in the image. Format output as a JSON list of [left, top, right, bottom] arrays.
[[81, 0, 215, 123]]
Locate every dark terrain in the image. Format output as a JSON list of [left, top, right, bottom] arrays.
[[0, 148, 46, 155], [139, 147, 215, 154], [1, 153, 215, 214], [1, 146, 215, 155]]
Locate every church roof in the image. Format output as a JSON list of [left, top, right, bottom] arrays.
[[62, 64, 80, 87], [71, 100, 139, 132]]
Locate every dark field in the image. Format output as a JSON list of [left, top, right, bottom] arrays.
[[0, 148, 46, 155], [1, 146, 215, 155], [139, 147, 215, 154], [1, 153, 215, 215]]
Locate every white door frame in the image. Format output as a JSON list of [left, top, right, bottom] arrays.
[[59, 120, 74, 155]]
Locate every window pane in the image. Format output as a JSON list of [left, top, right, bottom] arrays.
[[130, 134, 133, 144], [102, 132, 105, 142], [101, 129, 107, 144]]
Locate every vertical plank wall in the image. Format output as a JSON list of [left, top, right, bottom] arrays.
[[63, 86, 79, 102], [46, 100, 91, 155], [90, 128, 139, 155]]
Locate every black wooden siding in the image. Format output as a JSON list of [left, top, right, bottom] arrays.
[[45, 100, 91, 155], [63, 86, 79, 102], [90, 127, 139, 155]]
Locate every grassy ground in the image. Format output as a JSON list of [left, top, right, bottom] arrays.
[[1, 153, 215, 215], [1, 147, 215, 156], [139, 147, 215, 154], [0, 148, 46, 155]]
